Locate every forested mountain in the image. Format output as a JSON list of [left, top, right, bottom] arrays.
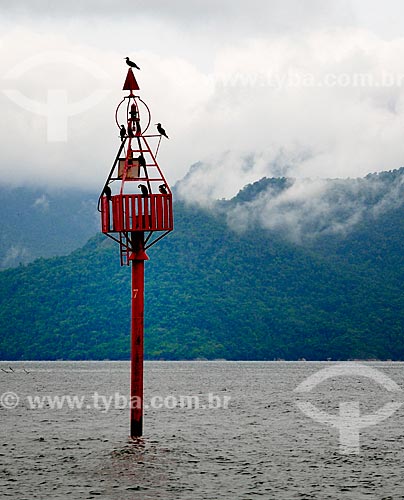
[[0, 169, 404, 360]]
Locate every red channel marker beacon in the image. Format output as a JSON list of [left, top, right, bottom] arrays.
[[98, 67, 173, 438]]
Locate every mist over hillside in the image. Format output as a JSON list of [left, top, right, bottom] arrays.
[[1, 166, 403, 269], [178, 164, 404, 242]]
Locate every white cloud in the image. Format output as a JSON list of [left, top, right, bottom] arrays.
[[176, 27, 404, 201], [1, 1, 354, 31], [1, 2, 404, 195]]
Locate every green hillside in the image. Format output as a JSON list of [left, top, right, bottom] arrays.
[[1, 170, 404, 360]]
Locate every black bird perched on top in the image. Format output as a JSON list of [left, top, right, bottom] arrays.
[[159, 184, 168, 194], [125, 57, 140, 70], [138, 184, 149, 197], [119, 125, 126, 141], [156, 123, 169, 139]]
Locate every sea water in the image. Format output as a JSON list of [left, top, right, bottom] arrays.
[[0, 361, 403, 499]]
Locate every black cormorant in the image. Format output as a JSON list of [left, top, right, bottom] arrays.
[[119, 125, 126, 141], [156, 123, 169, 139], [159, 184, 168, 194], [125, 57, 140, 70], [103, 185, 112, 200], [136, 154, 146, 168], [138, 184, 149, 197]]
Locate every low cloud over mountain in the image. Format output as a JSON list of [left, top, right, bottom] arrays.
[[177, 160, 404, 243]]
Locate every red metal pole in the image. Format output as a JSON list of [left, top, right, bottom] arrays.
[[130, 232, 146, 438]]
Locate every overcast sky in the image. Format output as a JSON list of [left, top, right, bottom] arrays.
[[2, 0, 404, 198]]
